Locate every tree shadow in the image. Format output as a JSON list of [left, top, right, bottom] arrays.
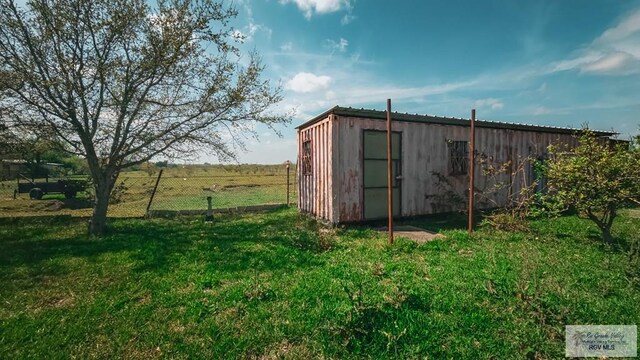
[[0, 209, 329, 294], [342, 211, 473, 235]]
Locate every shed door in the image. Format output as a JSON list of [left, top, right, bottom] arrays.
[[363, 130, 401, 220]]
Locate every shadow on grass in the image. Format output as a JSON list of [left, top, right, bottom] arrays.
[[0, 209, 329, 292], [340, 211, 473, 236]]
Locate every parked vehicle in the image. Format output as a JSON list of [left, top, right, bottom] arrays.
[[16, 175, 88, 199]]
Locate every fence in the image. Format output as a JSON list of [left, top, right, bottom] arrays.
[[0, 164, 297, 218], [148, 170, 297, 215]]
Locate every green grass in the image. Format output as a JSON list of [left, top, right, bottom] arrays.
[[0, 208, 638, 358], [0, 164, 297, 217], [151, 185, 291, 210]]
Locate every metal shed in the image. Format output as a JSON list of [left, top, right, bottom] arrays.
[[296, 106, 617, 223]]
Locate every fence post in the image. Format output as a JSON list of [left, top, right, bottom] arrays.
[[286, 160, 291, 206], [387, 98, 394, 246], [145, 169, 163, 218], [468, 109, 476, 235], [205, 196, 214, 221]]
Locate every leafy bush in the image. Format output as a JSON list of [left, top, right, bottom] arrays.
[[544, 130, 640, 243]]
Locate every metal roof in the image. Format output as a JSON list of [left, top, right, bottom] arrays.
[[296, 106, 617, 136]]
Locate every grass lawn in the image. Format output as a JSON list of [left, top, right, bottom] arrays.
[[0, 208, 638, 358], [151, 185, 291, 211], [0, 164, 297, 217]]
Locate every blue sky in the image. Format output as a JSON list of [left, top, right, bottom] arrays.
[[217, 0, 640, 164]]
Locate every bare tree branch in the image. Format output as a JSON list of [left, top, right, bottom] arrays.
[[0, 0, 290, 234]]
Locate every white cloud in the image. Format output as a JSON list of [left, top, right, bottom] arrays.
[[551, 52, 602, 72], [280, 0, 351, 19], [280, 41, 293, 51], [232, 30, 247, 42], [231, 1, 271, 43], [581, 51, 639, 74], [234, 23, 271, 43], [531, 106, 552, 115], [325, 38, 349, 53], [474, 98, 504, 110], [239, 138, 297, 164], [596, 8, 640, 44], [286, 72, 333, 93], [341, 13, 356, 25], [537, 82, 547, 93], [551, 7, 640, 75], [325, 90, 337, 100], [248, 23, 272, 39]]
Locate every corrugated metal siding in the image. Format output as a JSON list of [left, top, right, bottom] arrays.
[[297, 116, 334, 222], [332, 116, 579, 222]]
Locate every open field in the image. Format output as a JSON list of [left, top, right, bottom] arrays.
[[0, 164, 297, 217], [1, 208, 638, 358]]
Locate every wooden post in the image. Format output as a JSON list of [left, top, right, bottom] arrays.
[[468, 109, 476, 235], [286, 160, 290, 206], [387, 99, 394, 245], [145, 168, 163, 217]]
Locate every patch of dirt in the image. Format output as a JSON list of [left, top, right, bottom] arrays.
[[259, 342, 292, 360], [136, 293, 152, 305], [458, 249, 474, 257], [177, 282, 195, 294], [222, 184, 259, 189], [378, 225, 446, 244], [169, 321, 185, 333], [60, 198, 93, 209], [626, 209, 640, 219], [43, 200, 65, 211], [39, 294, 76, 310]]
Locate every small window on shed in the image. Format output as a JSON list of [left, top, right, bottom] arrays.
[[448, 140, 468, 175], [302, 140, 312, 175]]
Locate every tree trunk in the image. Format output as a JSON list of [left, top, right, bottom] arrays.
[[586, 209, 616, 245], [89, 174, 115, 236], [601, 209, 616, 245], [601, 225, 614, 244]]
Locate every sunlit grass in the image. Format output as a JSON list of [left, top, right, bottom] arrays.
[[0, 208, 638, 358], [0, 164, 297, 217]]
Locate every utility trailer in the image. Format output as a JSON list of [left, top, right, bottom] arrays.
[[16, 176, 88, 199]]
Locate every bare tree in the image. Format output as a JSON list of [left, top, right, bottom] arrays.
[[0, 0, 289, 234]]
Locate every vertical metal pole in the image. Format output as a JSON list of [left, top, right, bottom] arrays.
[[145, 168, 163, 217], [468, 109, 476, 235], [387, 99, 394, 245], [286, 161, 290, 206]]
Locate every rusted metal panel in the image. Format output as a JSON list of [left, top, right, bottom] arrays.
[[330, 115, 340, 223], [326, 115, 583, 223], [297, 116, 334, 222], [335, 116, 364, 222], [298, 110, 588, 223]]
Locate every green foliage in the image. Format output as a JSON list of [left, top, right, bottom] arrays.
[[628, 238, 640, 289], [481, 212, 530, 232], [0, 0, 290, 235], [544, 130, 640, 243], [476, 154, 542, 231], [0, 208, 638, 358]]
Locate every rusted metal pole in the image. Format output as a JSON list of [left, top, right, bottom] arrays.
[[468, 109, 476, 235], [387, 99, 394, 245], [286, 160, 290, 206], [145, 168, 163, 217]]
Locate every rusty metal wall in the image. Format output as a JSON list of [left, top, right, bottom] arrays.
[[332, 116, 579, 222], [297, 115, 335, 222]]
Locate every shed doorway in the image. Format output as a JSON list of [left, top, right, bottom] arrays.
[[363, 130, 401, 220]]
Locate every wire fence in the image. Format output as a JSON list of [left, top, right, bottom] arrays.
[[148, 172, 297, 214], [0, 164, 297, 218]]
